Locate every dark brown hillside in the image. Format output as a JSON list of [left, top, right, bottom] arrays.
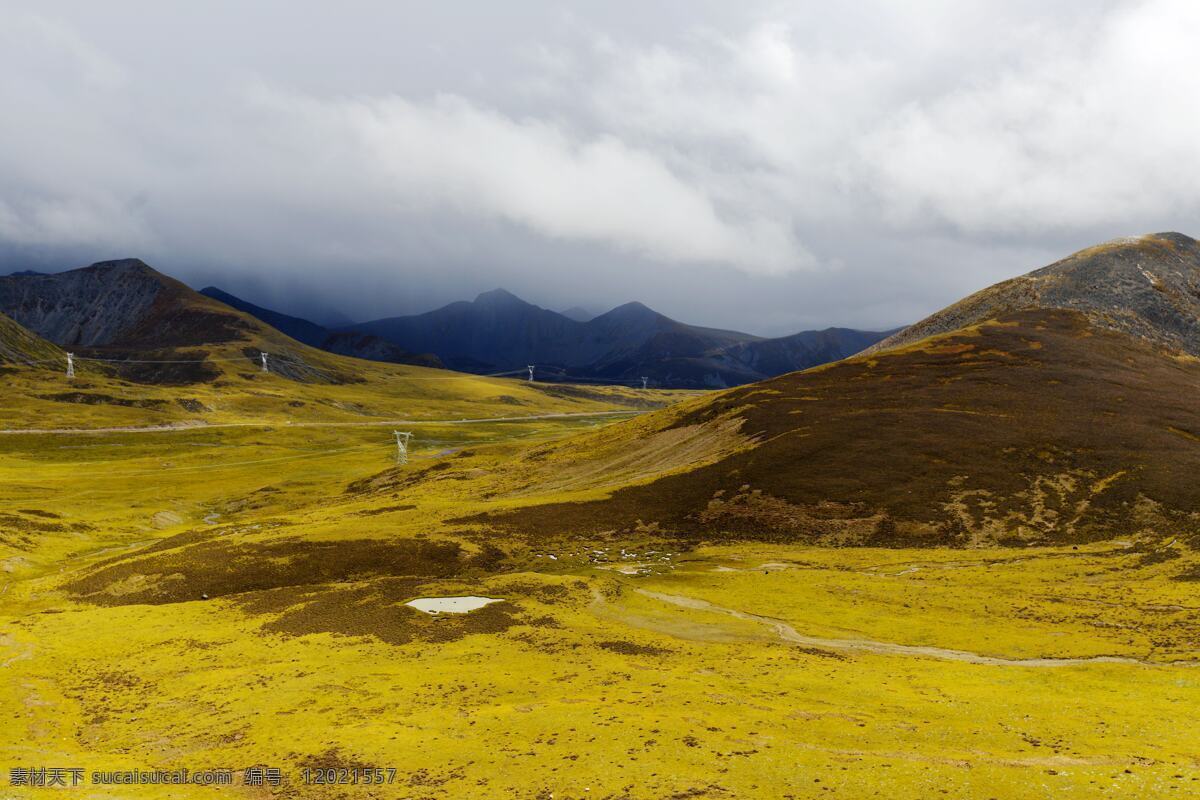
[[0, 259, 253, 348], [471, 309, 1200, 546], [0, 260, 366, 385]]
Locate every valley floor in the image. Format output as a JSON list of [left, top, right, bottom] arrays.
[[2, 406, 1198, 799]]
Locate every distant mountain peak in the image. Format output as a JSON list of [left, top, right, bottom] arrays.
[[610, 300, 653, 313], [86, 257, 157, 273], [593, 301, 667, 323], [560, 305, 598, 323], [473, 288, 528, 307]]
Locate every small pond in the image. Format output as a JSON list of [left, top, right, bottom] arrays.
[[405, 596, 502, 615]]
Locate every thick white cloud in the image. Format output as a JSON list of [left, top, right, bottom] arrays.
[[0, 1, 1196, 332], [249, 88, 809, 273], [859, 0, 1200, 233]]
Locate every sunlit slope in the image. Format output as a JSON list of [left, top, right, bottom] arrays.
[[0, 354, 673, 431], [0, 310, 62, 366], [470, 307, 1200, 547]]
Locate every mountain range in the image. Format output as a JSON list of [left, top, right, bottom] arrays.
[[198, 287, 441, 368], [0, 260, 892, 389], [0, 259, 392, 385], [215, 285, 894, 388], [468, 231, 1200, 548]]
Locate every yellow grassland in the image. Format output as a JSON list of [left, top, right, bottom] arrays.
[[0, 360, 1197, 799]]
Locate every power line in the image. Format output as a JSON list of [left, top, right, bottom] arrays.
[[74, 354, 267, 364], [14, 347, 653, 389], [535, 367, 652, 386]]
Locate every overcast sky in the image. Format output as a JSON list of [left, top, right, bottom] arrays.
[[1, 1, 1198, 334]]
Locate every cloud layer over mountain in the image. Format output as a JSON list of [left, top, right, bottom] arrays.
[[1, 1, 1197, 334]]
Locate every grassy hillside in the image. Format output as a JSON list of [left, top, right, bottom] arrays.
[[0, 310, 63, 366], [0, 352, 675, 432], [469, 309, 1200, 547]]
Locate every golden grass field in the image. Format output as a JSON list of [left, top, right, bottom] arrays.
[[2, 354, 1199, 799]]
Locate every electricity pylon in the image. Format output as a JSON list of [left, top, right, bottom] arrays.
[[261, 352, 269, 373], [641, 376, 648, 390], [393, 431, 413, 464], [527, 365, 535, 382], [66, 353, 75, 379]]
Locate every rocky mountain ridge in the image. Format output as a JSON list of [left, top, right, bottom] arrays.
[[870, 232, 1200, 356]]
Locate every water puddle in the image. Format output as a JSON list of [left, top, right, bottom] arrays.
[[405, 596, 502, 615]]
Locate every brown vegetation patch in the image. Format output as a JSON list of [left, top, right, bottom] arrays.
[[532, 383, 665, 408], [344, 461, 454, 495], [80, 349, 222, 385], [1171, 564, 1200, 582], [18, 509, 61, 519], [35, 392, 168, 409], [696, 490, 889, 545], [66, 536, 501, 606], [238, 578, 519, 646], [352, 504, 418, 517], [176, 398, 210, 413], [597, 640, 672, 656], [0, 511, 90, 550], [463, 310, 1200, 547], [0, 512, 68, 532]]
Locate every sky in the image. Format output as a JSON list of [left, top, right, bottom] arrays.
[[1, 1, 1198, 335]]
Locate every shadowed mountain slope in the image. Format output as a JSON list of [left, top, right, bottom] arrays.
[[0, 259, 253, 349], [199, 286, 329, 346], [353, 288, 604, 372], [465, 236, 1200, 547], [354, 291, 888, 387], [0, 259, 429, 385], [199, 286, 441, 368]]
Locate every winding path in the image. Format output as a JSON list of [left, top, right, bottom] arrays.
[[636, 588, 1195, 668]]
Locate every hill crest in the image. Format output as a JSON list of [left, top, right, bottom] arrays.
[[870, 232, 1200, 356]]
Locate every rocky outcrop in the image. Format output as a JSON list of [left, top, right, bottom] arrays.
[[869, 232, 1200, 356], [0, 259, 251, 348]]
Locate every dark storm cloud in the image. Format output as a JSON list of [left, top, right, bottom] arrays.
[[1, 1, 1197, 334]]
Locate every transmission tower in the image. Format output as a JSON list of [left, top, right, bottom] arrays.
[[261, 352, 269, 373], [527, 365, 535, 382], [66, 353, 75, 379], [641, 376, 648, 390], [393, 431, 413, 464]]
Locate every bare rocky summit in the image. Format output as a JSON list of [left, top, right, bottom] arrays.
[[0, 259, 251, 348], [869, 232, 1200, 357]]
